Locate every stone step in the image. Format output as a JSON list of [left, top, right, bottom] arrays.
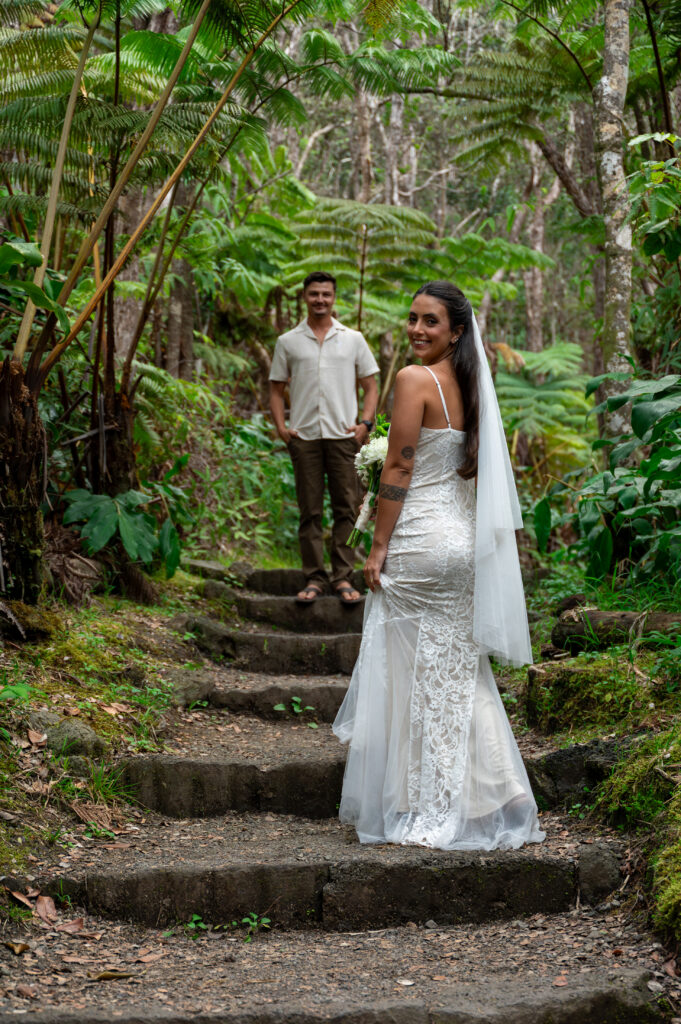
[[46, 813, 578, 931], [233, 592, 365, 634], [210, 670, 348, 721], [244, 567, 366, 596], [123, 751, 345, 818], [124, 716, 345, 818], [124, 714, 621, 819], [0, 905, 663, 1023], [172, 613, 360, 674]]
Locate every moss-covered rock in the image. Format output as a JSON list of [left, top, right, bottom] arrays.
[[525, 654, 658, 733], [0, 600, 60, 642]]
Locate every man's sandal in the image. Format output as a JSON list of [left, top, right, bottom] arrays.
[[295, 583, 324, 604], [334, 581, 362, 605]]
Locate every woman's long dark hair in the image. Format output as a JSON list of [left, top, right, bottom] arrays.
[[413, 281, 479, 479]]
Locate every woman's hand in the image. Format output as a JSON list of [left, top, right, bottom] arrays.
[[364, 543, 387, 592]]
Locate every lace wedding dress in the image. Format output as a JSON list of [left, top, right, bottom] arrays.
[[333, 370, 544, 851]]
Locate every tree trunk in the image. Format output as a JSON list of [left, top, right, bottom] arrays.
[[552, 608, 681, 653], [523, 146, 546, 352], [354, 89, 374, 203], [380, 95, 404, 205], [114, 189, 147, 360], [594, 0, 633, 433], [0, 359, 45, 603], [166, 258, 195, 379]]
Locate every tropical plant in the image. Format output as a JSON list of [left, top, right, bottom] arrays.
[[494, 341, 593, 486], [538, 373, 681, 582], [628, 132, 681, 374], [288, 197, 437, 332]]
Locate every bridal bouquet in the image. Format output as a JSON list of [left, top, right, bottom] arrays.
[[348, 417, 389, 547]]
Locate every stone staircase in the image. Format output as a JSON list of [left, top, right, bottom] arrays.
[[6, 567, 666, 1023]]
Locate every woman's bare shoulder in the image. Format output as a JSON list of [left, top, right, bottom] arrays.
[[395, 364, 430, 387]]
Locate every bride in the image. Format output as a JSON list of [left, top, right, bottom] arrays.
[[333, 281, 544, 851]]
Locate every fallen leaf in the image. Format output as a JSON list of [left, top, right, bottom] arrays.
[[4, 941, 30, 955], [34, 895, 58, 924], [136, 952, 166, 964], [27, 729, 47, 747], [553, 976, 568, 988], [7, 889, 34, 909], [664, 959, 678, 978], [56, 918, 84, 934], [396, 979, 415, 986], [25, 887, 40, 898], [90, 970, 136, 981], [63, 707, 81, 716], [431, 975, 446, 981], [16, 984, 38, 999], [101, 702, 129, 716], [62, 955, 95, 964], [76, 931, 103, 941]]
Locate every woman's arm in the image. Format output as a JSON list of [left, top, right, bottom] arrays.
[[364, 368, 425, 590]]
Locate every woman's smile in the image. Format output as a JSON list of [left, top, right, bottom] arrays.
[[407, 295, 457, 365]]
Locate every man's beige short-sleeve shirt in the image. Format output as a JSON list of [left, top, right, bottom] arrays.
[[269, 318, 379, 441]]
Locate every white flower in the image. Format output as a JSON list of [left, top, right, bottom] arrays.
[[354, 436, 389, 485]]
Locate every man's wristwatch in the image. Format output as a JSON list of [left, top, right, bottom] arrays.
[[360, 419, 374, 431]]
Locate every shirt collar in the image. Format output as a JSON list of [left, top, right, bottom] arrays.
[[301, 317, 344, 341]]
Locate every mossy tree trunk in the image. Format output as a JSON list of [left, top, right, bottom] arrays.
[[0, 359, 46, 602], [594, 0, 633, 434]]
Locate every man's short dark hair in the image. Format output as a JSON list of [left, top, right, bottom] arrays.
[[303, 271, 336, 291]]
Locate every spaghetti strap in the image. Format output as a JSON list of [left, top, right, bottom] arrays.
[[422, 365, 451, 427]]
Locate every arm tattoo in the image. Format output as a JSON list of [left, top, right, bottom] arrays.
[[400, 445, 415, 460], [379, 482, 408, 502]]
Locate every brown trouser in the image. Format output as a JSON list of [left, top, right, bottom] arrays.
[[288, 437, 359, 587]]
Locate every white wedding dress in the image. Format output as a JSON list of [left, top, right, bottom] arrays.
[[333, 370, 544, 851]]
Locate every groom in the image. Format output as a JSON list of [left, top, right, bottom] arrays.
[[269, 271, 379, 604]]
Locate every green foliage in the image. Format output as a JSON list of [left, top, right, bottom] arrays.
[[0, 674, 30, 742], [495, 341, 593, 486], [289, 197, 437, 331], [62, 487, 183, 577], [190, 413, 299, 558], [0, 236, 70, 345], [273, 695, 318, 727], [237, 910, 271, 942], [533, 496, 551, 554], [594, 729, 681, 940], [565, 374, 680, 580], [183, 913, 209, 938], [525, 650, 651, 734], [628, 134, 681, 374]]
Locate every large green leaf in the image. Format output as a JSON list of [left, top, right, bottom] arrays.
[[586, 528, 613, 580], [117, 507, 157, 563], [159, 517, 181, 578], [8, 279, 71, 334], [79, 499, 119, 552], [631, 396, 681, 439], [0, 239, 42, 274], [533, 497, 551, 554]]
